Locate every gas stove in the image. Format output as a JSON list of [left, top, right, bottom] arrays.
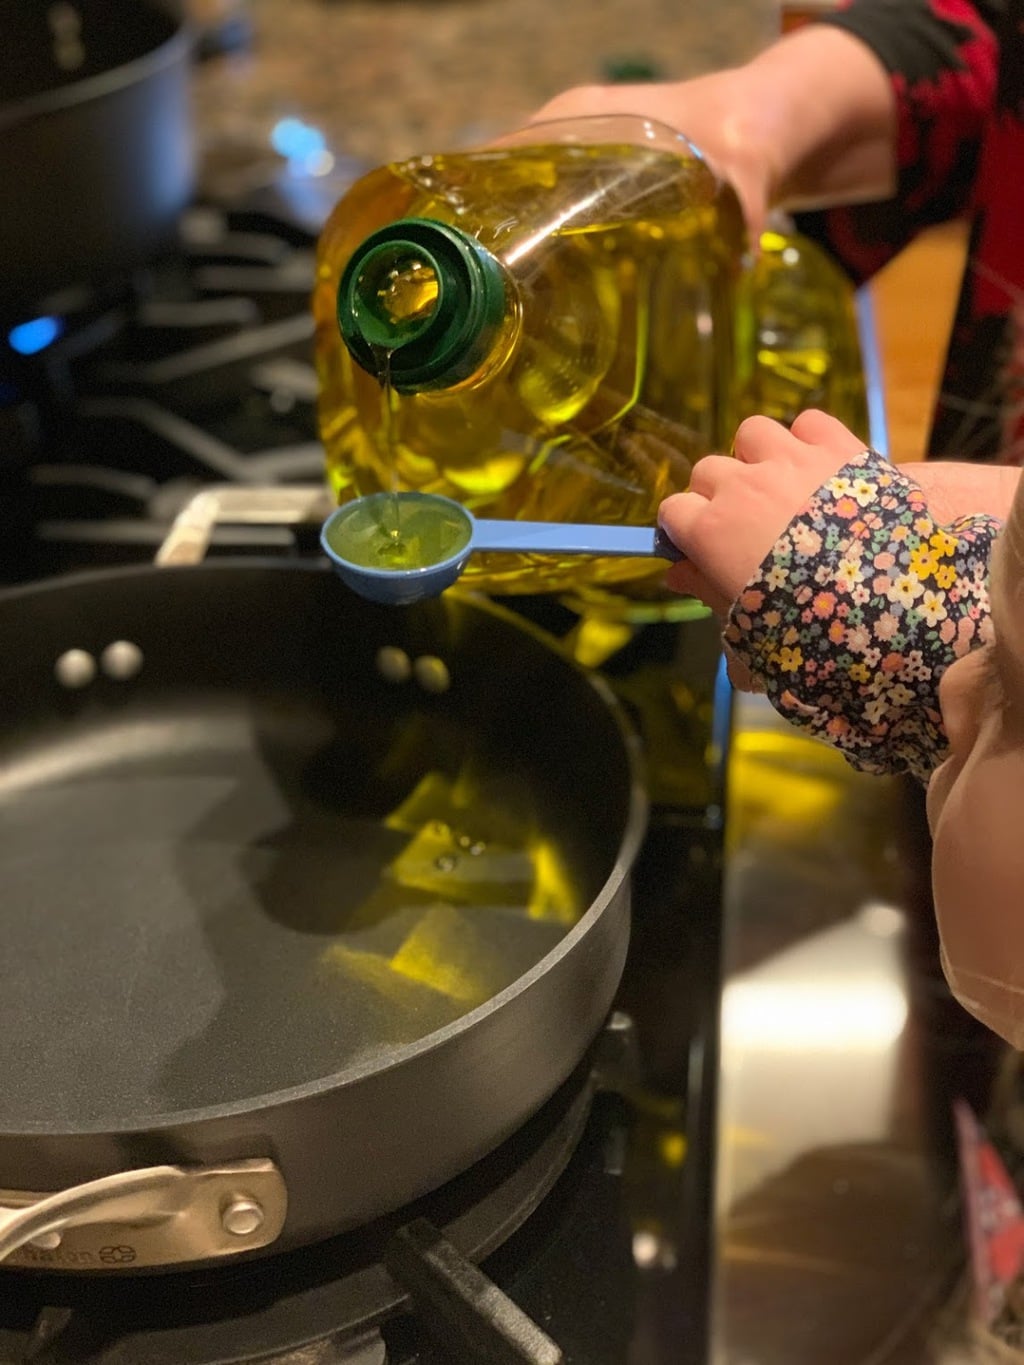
[[0, 198, 330, 583], [0, 180, 727, 1365], [0, 176, 1005, 1365]]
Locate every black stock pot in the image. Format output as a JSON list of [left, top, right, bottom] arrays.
[[0, 0, 194, 324]]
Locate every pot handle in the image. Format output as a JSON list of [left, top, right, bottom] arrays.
[[0, 1159, 287, 1270]]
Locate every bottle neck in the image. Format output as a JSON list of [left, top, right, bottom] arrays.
[[336, 218, 510, 393]]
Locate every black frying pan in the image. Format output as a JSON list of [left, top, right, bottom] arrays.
[[0, 0, 194, 324], [0, 562, 645, 1272]]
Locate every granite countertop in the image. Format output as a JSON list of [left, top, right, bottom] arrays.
[[190, 0, 775, 182]]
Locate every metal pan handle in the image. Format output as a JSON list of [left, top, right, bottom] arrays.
[[0, 1159, 287, 1270], [155, 486, 335, 565]]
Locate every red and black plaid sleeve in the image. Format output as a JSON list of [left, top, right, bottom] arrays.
[[795, 0, 1004, 283]]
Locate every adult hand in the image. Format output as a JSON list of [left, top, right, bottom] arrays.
[[517, 24, 897, 243], [525, 71, 778, 240]]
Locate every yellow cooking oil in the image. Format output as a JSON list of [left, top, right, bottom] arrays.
[[313, 119, 868, 599], [744, 226, 867, 427], [324, 490, 471, 571]]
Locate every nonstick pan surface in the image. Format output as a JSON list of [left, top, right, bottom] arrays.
[[0, 562, 645, 1268]]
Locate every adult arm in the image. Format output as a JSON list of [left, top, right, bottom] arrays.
[[525, 23, 897, 241], [524, 1, 1002, 272], [797, 0, 1003, 280], [897, 459, 1021, 524]]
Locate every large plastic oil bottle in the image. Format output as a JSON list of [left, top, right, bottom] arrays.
[[312, 114, 867, 599]]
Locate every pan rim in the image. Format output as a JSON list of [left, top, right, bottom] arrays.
[[0, 558, 649, 1138]]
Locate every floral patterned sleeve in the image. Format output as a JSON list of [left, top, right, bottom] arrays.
[[723, 449, 1002, 783]]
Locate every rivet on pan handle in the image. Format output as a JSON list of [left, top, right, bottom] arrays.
[[0, 1159, 287, 1270]]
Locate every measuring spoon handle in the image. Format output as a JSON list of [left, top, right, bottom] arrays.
[[469, 520, 684, 562]]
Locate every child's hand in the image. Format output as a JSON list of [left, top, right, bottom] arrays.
[[658, 409, 867, 615]]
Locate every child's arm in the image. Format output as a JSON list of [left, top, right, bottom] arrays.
[[658, 410, 1006, 781], [722, 450, 1001, 782]]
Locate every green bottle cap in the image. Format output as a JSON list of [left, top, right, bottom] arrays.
[[336, 217, 509, 392]]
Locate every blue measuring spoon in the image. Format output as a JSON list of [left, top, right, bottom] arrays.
[[321, 491, 683, 605]]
